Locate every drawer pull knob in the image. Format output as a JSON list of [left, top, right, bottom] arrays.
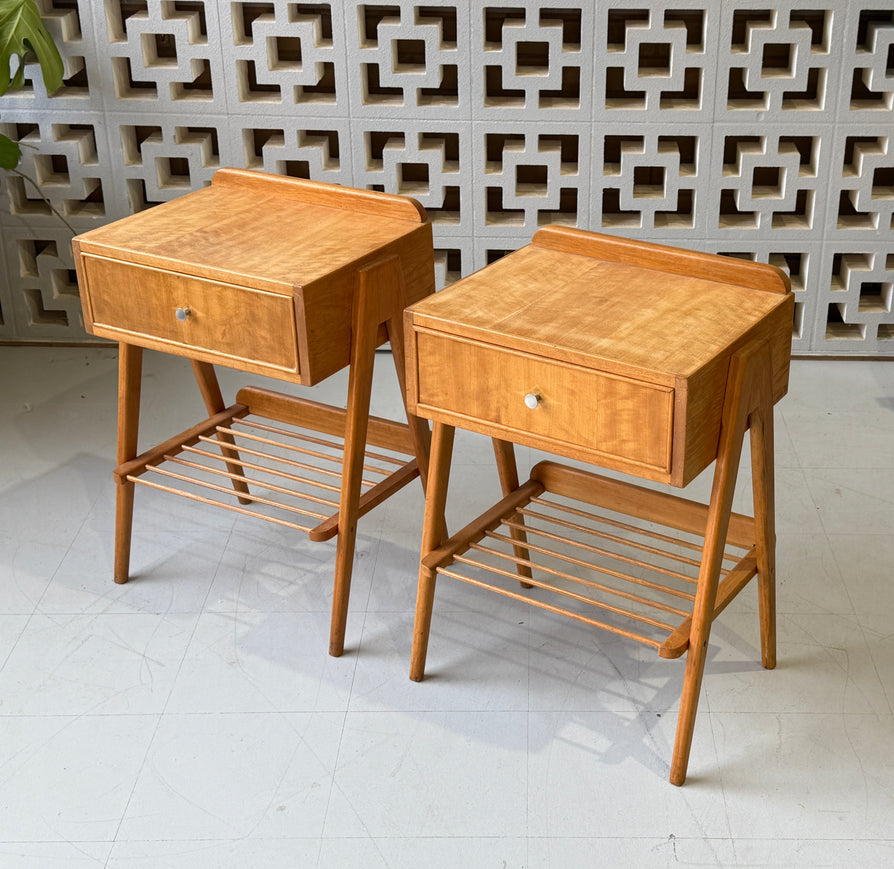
[[175, 306, 191, 322], [524, 391, 542, 409]]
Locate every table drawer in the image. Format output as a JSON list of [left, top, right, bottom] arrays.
[[81, 254, 299, 374], [415, 331, 674, 473]]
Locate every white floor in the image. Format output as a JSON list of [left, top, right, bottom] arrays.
[[1, 345, 893, 868]]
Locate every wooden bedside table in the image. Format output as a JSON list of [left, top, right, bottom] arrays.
[[73, 168, 435, 656], [404, 226, 794, 785]]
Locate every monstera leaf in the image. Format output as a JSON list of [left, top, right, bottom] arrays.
[[0, 0, 64, 95]]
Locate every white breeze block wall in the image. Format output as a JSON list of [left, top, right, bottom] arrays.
[[0, 0, 891, 354]]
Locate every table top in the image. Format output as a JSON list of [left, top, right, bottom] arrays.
[[408, 226, 792, 387], [405, 226, 794, 486], [74, 168, 431, 298]]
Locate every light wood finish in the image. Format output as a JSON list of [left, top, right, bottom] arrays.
[[492, 438, 534, 585], [405, 228, 792, 785], [74, 168, 435, 655], [190, 360, 252, 505], [410, 421, 456, 682], [114, 342, 142, 584], [74, 167, 434, 385], [406, 229, 792, 487]]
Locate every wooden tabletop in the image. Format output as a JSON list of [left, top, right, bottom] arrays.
[[75, 169, 430, 297], [408, 233, 790, 384]]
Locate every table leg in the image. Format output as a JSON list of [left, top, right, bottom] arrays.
[[749, 355, 777, 671], [492, 438, 533, 586], [114, 342, 142, 584], [328, 255, 407, 657], [670, 343, 757, 786], [410, 421, 456, 682], [190, 360, 252, 505]]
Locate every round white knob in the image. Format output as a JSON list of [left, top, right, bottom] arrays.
[[175, 306, 191, 322], [524, 391, 541, 409]]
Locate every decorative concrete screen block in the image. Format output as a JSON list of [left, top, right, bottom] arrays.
[[476, 125, 587, 236], [830, 129, 893, 236], [473, 2, 592, 118], [239, 118, 354, 185], [596, 1, 713, 119], [715, 4, 841, 118], [593, 127, 705, 236], [712, 128, 828, 234], [222, 1, 350, 115], [354, 120, 471, 234], [841, 8, 894, 117], [0, 0, 892, 353], [99, 1, 228, 111], [350, 1, 470, 117], [816, 247, 894, 349], [111, 117, 227, 213]]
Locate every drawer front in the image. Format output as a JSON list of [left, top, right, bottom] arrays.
[[81, 255, 299, 373], [415, 331, 673, 473]]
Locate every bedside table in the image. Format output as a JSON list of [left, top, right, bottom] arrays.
[[403, 225, 794, 785], [73, 168, 436, 656]]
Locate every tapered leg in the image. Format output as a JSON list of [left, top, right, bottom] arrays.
[[190, 360, 252, 504], [410, 422, 456, 681], [329, 316, 377, 657], [749, 357, 777, 670], [386, 302, 433, 492], [670, 344, 757, 786], [492, 438, 533, 585], [329, 256, 406, 657], [114, 342, 143, 584]]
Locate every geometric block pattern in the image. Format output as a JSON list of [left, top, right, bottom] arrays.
[[354, 121, 471, 234], [717, 5, 838, 116], [595, 129, 701, 232], [598, 2, 712, 117], [817, 247, 894, 349], [101, 0, 227, 110], [713, 129, 825, 233], [351, 1, 469, 117], [472, 1, 590, 117], [222, 1, 349, 115], [840, 8, 894, 116], [831, 132, 893, 234], [0, 1, 892, 353], [477, 126, 586, 233]]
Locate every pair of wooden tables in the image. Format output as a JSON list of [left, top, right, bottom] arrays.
[[74, 169, 793, 784]]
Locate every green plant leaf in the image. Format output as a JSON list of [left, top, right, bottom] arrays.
[[0, 0, 64, 96], [0, 131, 21, 169]]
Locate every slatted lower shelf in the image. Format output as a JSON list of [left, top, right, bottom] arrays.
[[427, 463, 758, 658], [117, 388, 420, 541]]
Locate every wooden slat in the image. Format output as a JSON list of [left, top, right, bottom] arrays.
[[162, 454, 341, 509], [193, 436, 343, 489], [115, 404, 248, 480], [229, 418, 402, 470], [480, 531, 696, 604], [448, 556, 679, 631], [236, 386, 416, 454], [522, 500, 744, 569], [466, 542, 692, 617], [498, 520, 699, 586], [421, 479, 545, 569], [438, 566, 663, 649], [531, 461, 756, 548], [216, 425, 390, 480], [309, 459, 420, 542], [129, 475, 314, 533], [137, 466, 328, 521]]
